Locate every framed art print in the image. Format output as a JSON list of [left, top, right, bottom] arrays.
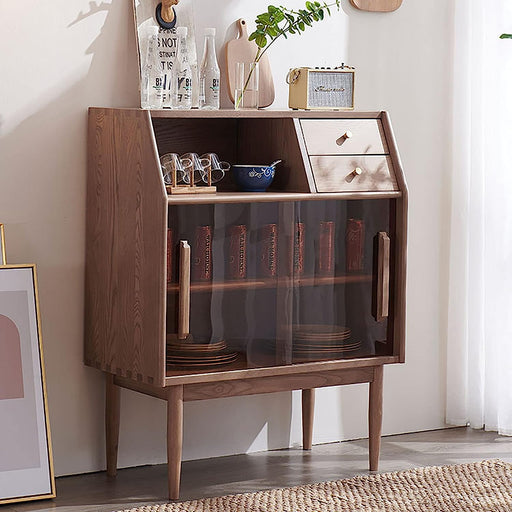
[[0, 224, 6, 264], [0, 265, 55, 504]]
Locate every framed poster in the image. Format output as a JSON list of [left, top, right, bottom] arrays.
[[0, 224, 6, 265], [0, 265, 55, 505]]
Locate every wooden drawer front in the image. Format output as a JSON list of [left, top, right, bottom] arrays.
[[310, 155, 398, 193], [300, 119, 388, 155]]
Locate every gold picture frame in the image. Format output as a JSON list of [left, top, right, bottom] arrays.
[[0, 265, 55, 504], [0, 224, 6, 265]]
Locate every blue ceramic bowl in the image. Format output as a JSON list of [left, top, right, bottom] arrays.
[[231, 164, 277, 192]]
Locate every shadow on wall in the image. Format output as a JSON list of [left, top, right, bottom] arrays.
[[0, 0, 295, 473]]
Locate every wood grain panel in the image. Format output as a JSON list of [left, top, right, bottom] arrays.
[[380, 111, 408, 363], [237, 118, 313, 192], [165, 355, 399, 386], [183, 368, 374, 400], [85, 108, 167, 385], [150, 109, 383, 120], [300, 119, 388, 155], [167, 190, 401, 205], [310, 155, 398, 193], [151, 118, 238, 165]]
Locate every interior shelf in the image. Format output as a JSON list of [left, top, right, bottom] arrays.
[[163, 355, 400, 385], [167, 274, 373, 293], [167, 191, 402, 205]]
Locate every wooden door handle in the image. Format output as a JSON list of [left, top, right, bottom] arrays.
[[178, 240, 191, 340], [375, 232, 390, 322]]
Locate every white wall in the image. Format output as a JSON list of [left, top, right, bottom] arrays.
[[0, 0, 453, 476]]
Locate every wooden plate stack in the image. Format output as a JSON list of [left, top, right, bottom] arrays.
[[166, 338, 238, 369], [292, 324, 361, 359]]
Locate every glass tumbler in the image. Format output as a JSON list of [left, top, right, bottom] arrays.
[[160, 153, 190, 186], [200, 153, 231, 184], [180, 153, 211, 185]]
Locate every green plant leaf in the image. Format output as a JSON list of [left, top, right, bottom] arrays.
[[500, 33, 512, 39], [255, 34, 268, 47], [249, 0, 341, 64]]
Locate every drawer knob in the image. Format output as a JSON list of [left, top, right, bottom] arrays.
[[336, 131, 353, 145], [345, 167, 363, 184]]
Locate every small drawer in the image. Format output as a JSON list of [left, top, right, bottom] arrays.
[[310, 155, 398, 193], [300, 119, 388, 155]]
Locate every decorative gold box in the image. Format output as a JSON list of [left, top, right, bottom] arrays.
[[287, 66, 355, 110]]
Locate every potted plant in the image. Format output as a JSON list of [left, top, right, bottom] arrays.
[[235, 1, 342, 108]]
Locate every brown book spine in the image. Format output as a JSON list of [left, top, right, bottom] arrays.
[[228, 225, 247, 279], [192, 225, 212, 281], [261, 224, 278, 277], [346, 218, 364, 272], [318, 221, 335, 276], [294, 222, 305, 276], [167, 228, 173, 284]]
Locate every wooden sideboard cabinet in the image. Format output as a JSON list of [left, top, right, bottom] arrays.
[[85, 108, 407, 500]]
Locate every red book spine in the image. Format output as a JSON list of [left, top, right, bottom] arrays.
[[346, 218, 364, 272], [293, 222, 305, 276], [228, 225, 247, 279], [261, 224, 278, 277], [192, 226, 212, 281], [318, 221, 335, 276], [167, 228, 173, 284]]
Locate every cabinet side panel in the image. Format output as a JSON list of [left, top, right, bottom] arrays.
[[85, 108, 167, 386], [380, 112, 407, 363]]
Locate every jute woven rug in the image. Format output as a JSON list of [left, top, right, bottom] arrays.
[[117, 460, 512, 512]]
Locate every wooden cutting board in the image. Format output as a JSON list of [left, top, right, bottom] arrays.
[[349, 0, 403, 12], [225, 18, 275, 108]]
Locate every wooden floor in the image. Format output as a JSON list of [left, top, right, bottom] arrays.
[[4, 427, 512, 512]]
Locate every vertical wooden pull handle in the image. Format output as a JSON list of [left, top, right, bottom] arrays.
[[178, 240, 191, 340], [376, 232, 390, 321]]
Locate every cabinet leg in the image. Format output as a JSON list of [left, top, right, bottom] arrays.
[[302, 388, 315, 450], [167, 385, 184, 500], [368, 365, 383, 471], [105, 374, 120, 477]]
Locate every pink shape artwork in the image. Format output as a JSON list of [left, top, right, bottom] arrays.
[[0, 314, 24, 399]]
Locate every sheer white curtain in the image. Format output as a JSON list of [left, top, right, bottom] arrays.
[[446, 0, 512, 435]]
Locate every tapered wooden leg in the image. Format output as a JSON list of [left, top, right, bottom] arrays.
[[369, 365, 383, 471], [302, 388, 315, 450], [167, 385, 184, 500], [105, 373, 120, 477]]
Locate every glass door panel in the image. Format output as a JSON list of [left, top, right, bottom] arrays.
[[166, 198, 395, 374], [291, 199, 395, 364], [167, 202, 285, 372]]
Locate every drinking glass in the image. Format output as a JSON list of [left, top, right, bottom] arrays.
[[180, 153, 210, 184], [200, 153, 231, 184], [160, 153, 190, 186]]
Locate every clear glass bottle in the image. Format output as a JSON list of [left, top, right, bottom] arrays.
[[199, 28, 220, 110], [141, 26, 163, 109], [172, 26, 193, 109]]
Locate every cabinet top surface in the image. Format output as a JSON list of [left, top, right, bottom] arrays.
[[90, 107, 385, 120]]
